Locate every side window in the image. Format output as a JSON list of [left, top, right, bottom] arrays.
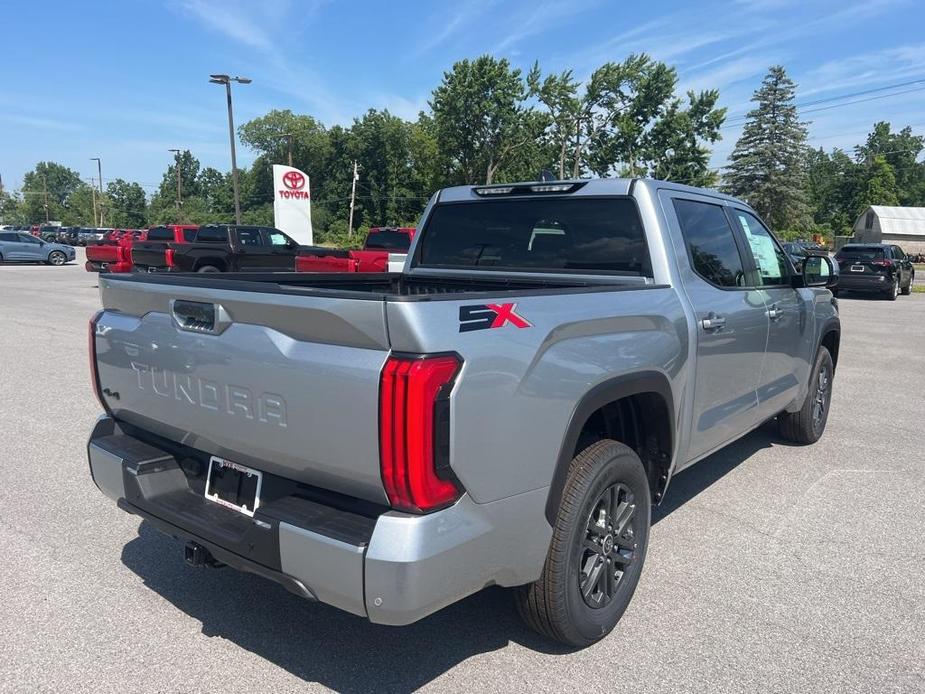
[[892, 246, 904, 260], [20, 234, 40, 244], [237, 228, 264, 247], [195, 227, 228, 244], [673, 198, 746, 288], [0, 233, 17, 242], [264, 230, 290, 247], [732, 210, 789, 286]]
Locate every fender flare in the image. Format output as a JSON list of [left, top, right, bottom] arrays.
[[817, 318, 841, 369], [544, 371, 675, 525]]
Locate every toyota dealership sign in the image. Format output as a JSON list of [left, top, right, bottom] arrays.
[[273, 164, 313, 245]]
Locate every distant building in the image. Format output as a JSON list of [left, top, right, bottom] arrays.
[[852, 206, 925, 254]]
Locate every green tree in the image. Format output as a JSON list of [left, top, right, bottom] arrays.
[[851, 155, 900, 212], [106, 179, 147, 228], [529, 55, 725, 184], [724, 66, 811, 230], [431, 56, 541, 184], [805, 147, 856, 234], [20, 162, 85, 223], [855, 122, 924, 206]]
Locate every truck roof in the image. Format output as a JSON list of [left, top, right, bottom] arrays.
[[437, 178, 741, 205]]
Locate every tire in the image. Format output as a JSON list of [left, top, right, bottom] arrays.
[[196, 264, 221, 273], [901, 272, 913, 296], [515, 440, 650, 647], [778, 346, 834, 445], [885, 276, 899, 300], [830, 287, 839, 297], [47, 250, 67, 266]]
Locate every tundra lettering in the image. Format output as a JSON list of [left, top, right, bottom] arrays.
[[129, 362, 287, 426]]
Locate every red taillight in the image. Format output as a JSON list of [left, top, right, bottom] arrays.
[[379, 354, 462, 513], [89, 310, 108, 412], [871, 259, 893, 267], [165, 248, 176, 268]]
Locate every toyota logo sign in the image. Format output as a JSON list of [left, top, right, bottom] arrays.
[[282, 171, 305, 190]]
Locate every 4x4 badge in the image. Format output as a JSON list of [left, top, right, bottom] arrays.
[[459, 303, 532, 332]]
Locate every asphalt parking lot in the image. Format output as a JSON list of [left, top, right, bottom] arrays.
[[1, 250, 923, 694]]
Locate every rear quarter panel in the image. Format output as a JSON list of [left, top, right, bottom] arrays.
[[386, 286, 689, 504]]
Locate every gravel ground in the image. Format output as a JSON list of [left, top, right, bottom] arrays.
[[1, 250, 923, 693]]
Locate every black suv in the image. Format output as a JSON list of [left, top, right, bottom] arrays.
[[834, 243, 915, 299]]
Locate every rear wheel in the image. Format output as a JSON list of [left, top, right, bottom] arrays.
[[901, 271, 914, 295], [778, 346, 834, 444], [515, 440, 650, 647], [47, 250, 66, 266], [885, 276, 899, 300], [196, 264, 221, 273]]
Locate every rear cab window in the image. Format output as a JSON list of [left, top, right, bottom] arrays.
[[415, 197, 651, 276], [837, 246, 885, 260], [365, 231, 412, 251], [146, 227, 174, 241]]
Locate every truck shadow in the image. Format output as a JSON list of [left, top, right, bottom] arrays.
[[120, 421, 786, 692]]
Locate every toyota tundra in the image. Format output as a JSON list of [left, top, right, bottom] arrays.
[[87, 178, 840, 647]]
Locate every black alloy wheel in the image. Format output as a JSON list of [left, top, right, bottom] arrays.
[[578, 482, 638, 608]]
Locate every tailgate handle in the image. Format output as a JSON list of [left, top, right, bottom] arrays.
[[170, 300, 231, 334]]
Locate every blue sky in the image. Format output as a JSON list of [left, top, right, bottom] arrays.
[[2, 0, 923, 196]]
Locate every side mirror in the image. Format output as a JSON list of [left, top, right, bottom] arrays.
[[802, 254, 837, 288]]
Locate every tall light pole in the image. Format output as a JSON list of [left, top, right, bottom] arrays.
[[168, 149, 183, 222], [90, 157, 103, 226], [209, 74, 251, 225]]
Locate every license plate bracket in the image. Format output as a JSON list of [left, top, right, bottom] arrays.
[[850, 265, 865, 272], [204, 456, 263, 517]]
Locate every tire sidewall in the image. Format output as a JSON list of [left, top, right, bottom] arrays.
[[48, 251, 65, 265], [560, 445, 650, 644], [809, 347, 834, 440]]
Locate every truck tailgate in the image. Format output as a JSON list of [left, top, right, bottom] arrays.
[[93, 275, 390, 503], [131, 242, 169, 270]]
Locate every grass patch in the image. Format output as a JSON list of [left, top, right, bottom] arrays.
[[912, 284, 925, 293]]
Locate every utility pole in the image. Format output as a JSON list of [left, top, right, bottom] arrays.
[[347, 160, 358, 238], [284, 133, 293, 167], [209, 74, 251, 225], [90, 178, 98, 226], [42, 175, 49, 222], [168, 149, 183, 222], [91, 158, 104, 226]]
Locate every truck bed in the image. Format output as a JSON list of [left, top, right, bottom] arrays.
[[102, 270, 644, 300]]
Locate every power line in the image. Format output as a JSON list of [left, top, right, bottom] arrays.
[[723, 77, 925, 125], [719, 85, 925, 130]]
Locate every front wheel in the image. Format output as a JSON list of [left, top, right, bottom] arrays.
[[47, 250, 67, 265], [778, 346, 834, 444], [515, 440, 650, 647], [901, 272, 914, 296], [196, 264, 221, 273]]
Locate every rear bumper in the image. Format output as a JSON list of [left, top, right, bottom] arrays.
[[837, 273, 890, 291], [86, 260, 132, 273], [88, 416, 550, 625]]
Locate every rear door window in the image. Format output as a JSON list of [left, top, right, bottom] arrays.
[[195, 227, 228, 244], [673, 199, 746, 287], [416, 197, 650, 275], [237, 228, 265, 247]]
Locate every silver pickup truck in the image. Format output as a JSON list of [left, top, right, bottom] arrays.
[[87, 179, 839, 647]]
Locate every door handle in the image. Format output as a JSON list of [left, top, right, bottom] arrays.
[[700, 314, 726, 331], [767, 305, 782, 321]]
